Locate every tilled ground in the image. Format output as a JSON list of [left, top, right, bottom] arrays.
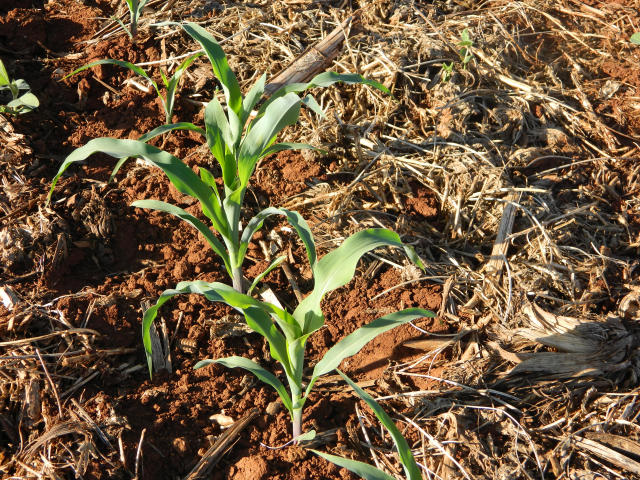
[[1, 0, 640, 479]]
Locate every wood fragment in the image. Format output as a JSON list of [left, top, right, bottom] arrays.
[[281, 261, 303, 302], [24, 378, 41, 424], [185, 408, 258, 480], [264, 14, 358, 95], [573, 435, 640, 475], [0, 328, 99, 347], [133, 428, 146, 480], [71, 399, 114, 450], [35, 349, 63, 419], [483, 191, 521, 282]]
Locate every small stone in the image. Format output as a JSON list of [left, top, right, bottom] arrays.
[[265, 400, 281, 416], [172, 437, 187, 453]]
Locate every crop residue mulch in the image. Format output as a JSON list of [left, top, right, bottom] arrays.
[[1, 0, 640, 479]]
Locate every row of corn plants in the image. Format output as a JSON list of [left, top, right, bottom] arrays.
[[48, 22, 430, 479]]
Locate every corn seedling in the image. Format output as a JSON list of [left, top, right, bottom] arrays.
[[65, 53, 202, 125], [312, 370, 422, 480], [123, 0, 148, 38], [439, 29, 474, 82], [142, 227, 434, 440], [631, 33, 640, 45], [458, 28, 474, 68], [440, 62, 454, 83], [0, 59, 39, 115], [49, 23, 389, 294]]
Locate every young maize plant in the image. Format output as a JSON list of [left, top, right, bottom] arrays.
[[48, 22, 389, 294], [0, 59, 39, 115], [123, 0, 148, 38], [142, 227, 434, 440], [65, 53, 202, 125], [312, 370, 422, 480], [458, 28, 474, 69]]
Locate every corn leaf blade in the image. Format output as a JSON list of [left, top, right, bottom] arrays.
[[247, 255, 286, 295], [204, 97, 237, 188], [261, 142, 325, 158], [0, 60, 10, 86], [47, 138, 230, 237], [310, 308, 433, 382], [142, 280, 278, 375], [65, 59, 160, 97], [293, 229, 423, 333], [311, 450, 395, 480], [240, 207, 316, 271], [258, 72, 390, 119], [164, 52, 203, 122], [238, 92, 302, 186], [131, 199, 231, 275], [182, 22, 242, 116], [241, 72, 266, 126], [242, 306, 291, 375], [137, 122, 205, 143], [337, 370, 423, 480], [197, 356, 293, 414]]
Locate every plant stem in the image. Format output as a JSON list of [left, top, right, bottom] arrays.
[[292, 408, 302, 441], [231, 265, 244, 293]]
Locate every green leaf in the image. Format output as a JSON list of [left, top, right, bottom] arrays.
[[0, 60, 10, 86], [6, 92, 39, 113], [311, 308, 433, 381], [238, 92, 302, 186], [109, 157, 129, 183], [142, 280, 276, 376], [337, 370, 422, 480], [182, 22, 243, 116], [18, 92, 39, 109], [309, 71, 390, 93], [311, 450, 395, 480], [296, 429, 316, 443], [131, 199, 231, 276], [242, 306, 292, 376], [242, 73, 266, 126], [301, 94, 325, 118], [240, 207, 316, 272], [64, 59, 160, 98], [631, 32, 640, 45], [137, 122, 205, 143], [47, 138, 230, 238], [198, 166, 223, 205], [197, 356, 294, 414], [204, 97, 237, 188], [247, 255, 286, 295], [258, 71, 390, 120], [13, 79, 30, 91], [163, 52, 203, 123], [459, 28, 473, 47], [293, 229, 424, 334], [287, 334, 310, 394], [159, 69, 169, 88], [260, 142, 325, 158]]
